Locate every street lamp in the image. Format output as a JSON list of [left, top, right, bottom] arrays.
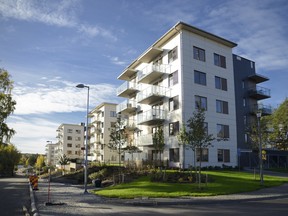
[[256, 110, 264, 185], [76, 83, 90, 194]]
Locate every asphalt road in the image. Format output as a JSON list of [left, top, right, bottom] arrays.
[[0, 175, 30, 216]]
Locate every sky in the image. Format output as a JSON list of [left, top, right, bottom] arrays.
[[0, 0, 288, 154]]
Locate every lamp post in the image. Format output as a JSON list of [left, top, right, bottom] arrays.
[[76, 84, 90, 194], [256, 110, 264, 185]]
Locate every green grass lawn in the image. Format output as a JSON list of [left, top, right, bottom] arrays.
[[91, 171, 288, 199]]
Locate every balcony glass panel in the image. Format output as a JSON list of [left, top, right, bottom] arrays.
[[116, 100, 137, 114], [138, 64, 170, 84], [137, 85, 169, 104], [249, 86, 271, 100], [138, 109, 166, 125], [117, 81, 138, 98]]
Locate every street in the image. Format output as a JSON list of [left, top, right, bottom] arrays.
[[0, 176, 30, 216]]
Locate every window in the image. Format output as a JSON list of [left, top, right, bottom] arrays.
[[204, 122, 208, 135], [67, 143, 72, 148], [110, 111, 117, 117], [214, 53, 226, 68], [168, 46, 178, 63], [218, 149, 230, 162], [169, 148, 179, 162], [169, 96, 179, 111], [67, 150, 72, 155], [216, 100, 229, 114], [196, 148, 208, 162], [169, 121, 179, 136], [67, 136, 72, 140], [217, 124, 230, 139], [193, 46, 205, 61], [67, 129, 73, 133], [215, 76, 227, 91], [195, 95, 207, 110], [75, 144, 80, 148], [75, 137, 81, 141], [243, 98, 246, 107], [75, 129, 81, 134], [194, 70, 206, 85], [101, 111, 104, 117], [168, 70, 178, 86]]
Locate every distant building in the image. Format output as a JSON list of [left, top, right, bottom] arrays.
[[55, 123, 85, 163], [88, 102, 118, 163], [45, 142, 58, 166]]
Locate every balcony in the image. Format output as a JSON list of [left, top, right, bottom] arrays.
[[137, 85, 169, 104], [138, 64, 170, 84], [138, 47, 163, 63], [118, 68, 137, 81], [248, 74, 269, 84], [116, 100, 137, 114], [138, 134, 153, 146], [117, 81, 138, 98], [250, 104, 272, 116], [248, 86, 271, 100], [138, 109, 166, 125]]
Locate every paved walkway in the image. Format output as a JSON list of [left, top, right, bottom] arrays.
[[32, 175, 288, 216]]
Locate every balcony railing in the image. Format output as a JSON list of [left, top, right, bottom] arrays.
[[138, 109, 166, 125], [137, 85, 169, 104], [116, 100, 137, 114], [117, 81, 138, 98], [250, 104, 272, 116], [138, 133, 153, 146], [138, 64, 170, 84], [248, 86, 271, 100]]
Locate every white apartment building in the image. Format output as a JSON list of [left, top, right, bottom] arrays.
[[117, 22, 238, 168], [56, 123, 85, 162], [88, 102, 118, 163], [45, 143, 58, 166]]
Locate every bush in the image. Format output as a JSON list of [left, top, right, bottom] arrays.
[[88, 168, 108, 180]]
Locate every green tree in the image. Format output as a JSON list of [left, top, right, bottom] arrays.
[[0, 144, 21, 176], [58, 154, 69, 175], [0, 69, 16, 144], [108, 116, 127, 168], [152, 125, 165, 166], [35, 155, 46, 169]]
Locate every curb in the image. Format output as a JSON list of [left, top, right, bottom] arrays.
[[29, 182, 39, 216]]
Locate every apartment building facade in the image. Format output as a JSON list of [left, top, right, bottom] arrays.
[[88, 102, 119, 163], [56, 123, 85, 162], [45, 143, 58, 166], [117, 22, 239, 168]]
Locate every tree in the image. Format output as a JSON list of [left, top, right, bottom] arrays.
[[0, 69, 16, 144], [58, 154, 69, 175], [178, 108, 215, 188], [152, 125, 165, 166], [107, 116, 127, 168], [0, 144, 21, 176], [35, 155, 46, 170]]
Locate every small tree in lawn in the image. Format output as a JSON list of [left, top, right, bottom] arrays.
[[179, 107, 215, 188], [152, 125, 165, 167], [107, 116, 127, 170], [58, 154, 69, 175]]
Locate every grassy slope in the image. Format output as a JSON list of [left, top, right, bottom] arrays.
[[92, 171, 288, 198]]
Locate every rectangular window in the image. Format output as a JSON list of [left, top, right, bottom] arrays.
[[169, 148, 180, 162], [215, 76, 227, 91], [67, 136, 72, 140], [204, 122, 208, 135], [168, 70, 178, 86], [169, 96, 179, 111], [75, 129, 81, 134], [110, 111, 117, 117], [218, 149, 230, 162], [195, 95, 207, 110], [75, 137, 81, 141], [168, 46, 178, 63], [67, 129, 73, 133], [67, 150, 72, 155], [196, 148, 209, 162], [67, 143, 72, 148], [193, 46, 205, 61], [194, 70, 206, 85], [169, 121, 179, 136], [216, 100, 229, 114], [214, 53, 226, 68], [101, 111, 104, 117], [217, 124, 230, 139]]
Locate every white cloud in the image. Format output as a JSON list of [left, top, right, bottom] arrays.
[[12, 77, 119, 115], [105, 55, 127, 66]]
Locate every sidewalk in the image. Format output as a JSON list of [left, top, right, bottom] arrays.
[[32, 178, 288, 215]]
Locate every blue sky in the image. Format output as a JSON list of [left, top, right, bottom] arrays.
[[1, 0, 288, 154]]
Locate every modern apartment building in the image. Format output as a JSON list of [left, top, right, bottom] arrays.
[[116, 21, 241, 168], [56, 123, 85, 162], [45, 142, 58, 166], [233, 55, 271, 167], [88, 102, 118, 163]]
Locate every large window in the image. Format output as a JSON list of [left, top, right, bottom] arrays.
[[169, 96, 179, 111], [169, 148, 180, 162], [218, 149, 230, 162], [194, 70, 206, 86], [216, 100, 229, 114], [214, 53, 226, 68], [168, 46, 178, 63], [217, 124, 230, 139], [169, 121, 179, 136], [193, 46, 205, 61], [215, 76, 227, 91], [195, 95, 207, 110], [168, 70, 178, 86], [67, 136, 72, 140], [196, 148, 209, 162], [110, 111, 117, 117], [67, 129, 73, 133]]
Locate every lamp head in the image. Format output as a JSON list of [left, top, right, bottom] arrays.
[[76, 84, 85, 88]]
